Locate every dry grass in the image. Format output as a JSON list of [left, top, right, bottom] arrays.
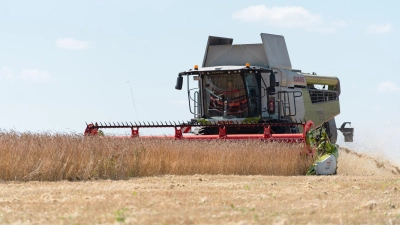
[[0, 132, 313, 181], [0, 175, 399, 224]]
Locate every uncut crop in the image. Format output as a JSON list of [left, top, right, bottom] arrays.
[[0, 132, 314, 181]]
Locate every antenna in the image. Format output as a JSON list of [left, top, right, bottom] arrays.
[[127, 81, 139, 121]]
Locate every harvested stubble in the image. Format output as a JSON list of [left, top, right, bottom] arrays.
[[0, 132, 313, 181]]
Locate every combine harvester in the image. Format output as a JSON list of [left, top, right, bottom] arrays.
[[85, 33, 354, 175]]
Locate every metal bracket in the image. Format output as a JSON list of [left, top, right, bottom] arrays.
[[131, 127, 139, 138], [218, 126, 227, 139], [174, 127, 183, 140], [263, 126, 271, 139]]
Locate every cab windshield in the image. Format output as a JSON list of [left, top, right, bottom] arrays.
[[203, 73, 246, 118], [202, 72, 261, 119]]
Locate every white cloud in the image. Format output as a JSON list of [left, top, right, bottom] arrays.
[[232, 5, 345, 33], [377, 81, 400, 92], [367, 23, 392, 34], [0, 66, 14, 80], [20, 69, 52, 82], [0, 67, 52, 82], [56, 38, 90, 50]]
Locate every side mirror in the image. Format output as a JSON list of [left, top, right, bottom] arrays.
[[175, 75, 183, 90], [269, 71, 276, 88]]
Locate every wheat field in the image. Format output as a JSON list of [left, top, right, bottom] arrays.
[[1, 131, 400, 224], [0, 132, 314, 181]]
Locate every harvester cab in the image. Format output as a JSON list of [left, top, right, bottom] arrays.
[[175, 33, 354, 144]]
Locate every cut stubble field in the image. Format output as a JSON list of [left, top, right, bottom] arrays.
[[0, 132, 399, 224]]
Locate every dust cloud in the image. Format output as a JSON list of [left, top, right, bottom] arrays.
[[338, 147, 400, 176]]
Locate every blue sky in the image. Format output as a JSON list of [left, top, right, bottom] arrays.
[[1, 1, 399, 162]]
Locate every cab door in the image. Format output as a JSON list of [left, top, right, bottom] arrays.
[[261, 69, 284, 119]]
